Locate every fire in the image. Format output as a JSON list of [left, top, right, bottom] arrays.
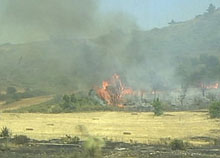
[[206, 83, 219, 89], [96, 74, 133, 107], [102, 81, 109, 90], [201, 82, 219, 89]]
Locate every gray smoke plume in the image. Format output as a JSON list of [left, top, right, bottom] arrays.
[[0, 0, 101, 42], [0, 0, 140, 92], [0, 0, 137, 43]]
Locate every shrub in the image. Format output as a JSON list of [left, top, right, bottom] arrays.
[[214, 138, 220, 145], [170, 139, 185, 150], [0, 127, 11, 138], [209, 102, 220, 118], [83, 137, 105, 158], [152, 98, 163, 116], [62, 135, 80, 144], [60, 92, 101, 111], [206, 93, 217, 102], [0, 142, 10, 151], [49, 105, 63, 113], [13, 135, 30, 145]]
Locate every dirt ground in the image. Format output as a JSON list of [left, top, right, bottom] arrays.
[[0, 96, 52, 112], [0, 139, 220, 158]]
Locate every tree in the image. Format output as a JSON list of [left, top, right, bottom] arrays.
[[148, 71, 165, 99], [168, 19, 176, 25], [175, 61, 192, 105], [62, 94, 72, 109], [207, 4, 216, 14], [152, 98, 163, 116], [175, 54, 220, 97]]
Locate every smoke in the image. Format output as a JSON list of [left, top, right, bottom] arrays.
[[0, 0, 99, 42], [0, 0, 138, 43], [0, 0, 142, 92]]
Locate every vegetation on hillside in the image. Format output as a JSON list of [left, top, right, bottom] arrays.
[[175, 54, 220, 97], [0, 5, 219, 93], [0, 86, 47, 104]]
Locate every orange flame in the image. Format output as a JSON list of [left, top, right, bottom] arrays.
[[96, 74, 133, 107], [206, 83, 219, 89], [201, 82, 219, 89]]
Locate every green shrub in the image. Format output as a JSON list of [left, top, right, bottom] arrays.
[[60, 92, 101, 110], [152, 98, 163, 116], [0, 126, 11, 138], [13, 135, 30, 145], [170, 139, 185, 150], [209, 102, 220, 118], [50, 105, 63, 113], [83, 137, 105, 158]]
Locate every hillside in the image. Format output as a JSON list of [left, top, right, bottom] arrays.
[[0, 8, 220, 93]]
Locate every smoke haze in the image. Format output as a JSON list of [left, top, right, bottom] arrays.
[[0, 0, 137, 43], [0, 1, 219, 93]]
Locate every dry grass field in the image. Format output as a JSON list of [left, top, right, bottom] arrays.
[[0, 111, 219, 145]]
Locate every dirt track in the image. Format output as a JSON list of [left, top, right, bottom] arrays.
[[0, 96, 52, 112]]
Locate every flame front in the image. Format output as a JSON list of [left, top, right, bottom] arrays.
[[206, 83, 219, 89], [96, 74, 133, 107], [201, 82, 219, 89]]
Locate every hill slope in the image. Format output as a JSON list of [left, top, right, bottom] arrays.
[[0, 9, 220, 93]]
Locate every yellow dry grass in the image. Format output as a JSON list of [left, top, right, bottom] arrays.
[[0, 111, 219, 144], [0, 96, 52, 111]]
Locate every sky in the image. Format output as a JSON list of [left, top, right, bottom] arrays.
[[0, 0, 220, 44], [100, 0, 220, 30]]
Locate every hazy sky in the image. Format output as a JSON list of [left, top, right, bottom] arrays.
[[0, 0, 220, 44], [100, 0, 220, 29]]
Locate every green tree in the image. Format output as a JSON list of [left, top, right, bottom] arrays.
[[152, 98, 163, 116], [62, 94, 72, 109], [207, 3, 216, 14]]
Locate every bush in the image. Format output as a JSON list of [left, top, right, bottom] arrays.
[[170, 139, 185, 150], [60, 92, 101, 110], [209, 102, 220, 118], [206, 93, 217, 102], [214, 138, 220, 145], [83, 137, 105, 158], [0, 127, 11, 138], [13, 135, 30, 145], [62, 135, 80, 144], [152, 98, 163, 116], [49, 105, 63, 113]]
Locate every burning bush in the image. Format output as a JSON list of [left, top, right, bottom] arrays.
[[96, 74, 133, 107]]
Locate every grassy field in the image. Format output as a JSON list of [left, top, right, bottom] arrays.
[[0, 111, 219, 145]]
